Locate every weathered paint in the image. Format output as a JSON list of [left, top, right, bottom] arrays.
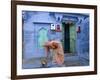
[[38, 28, 48, 48], [22, 11, 89, 62], [69, 23, 76, 53], [77, 17, 89, 60]]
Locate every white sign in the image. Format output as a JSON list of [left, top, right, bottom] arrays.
[[51, 24, 56, 30]]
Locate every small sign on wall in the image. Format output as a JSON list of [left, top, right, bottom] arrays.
[[50, 24, 62, 32], [56, 24, 62, 32], [50, 24, 56, 30]]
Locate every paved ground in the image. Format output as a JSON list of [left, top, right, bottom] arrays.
[[22, 53, 89, 69]]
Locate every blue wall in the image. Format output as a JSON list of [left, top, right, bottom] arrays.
[[23, 11, 63, 59], [22, 11, 89, 60], [77, 17, 89, 60]]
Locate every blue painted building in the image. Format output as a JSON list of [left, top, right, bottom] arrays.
[[22, 11, 89, 68]]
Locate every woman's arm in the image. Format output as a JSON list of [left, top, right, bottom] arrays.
[[44, 43, 50, 58]]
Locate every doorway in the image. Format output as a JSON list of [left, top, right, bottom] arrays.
[[62, 22, 76, 53]]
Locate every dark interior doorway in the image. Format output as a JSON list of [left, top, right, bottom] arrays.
[[62, 23, 70, 53]]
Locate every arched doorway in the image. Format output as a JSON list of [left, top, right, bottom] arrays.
[[38, 28, 48, 48]]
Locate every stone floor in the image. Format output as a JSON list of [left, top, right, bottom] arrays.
[[22, 53, 89, 69]]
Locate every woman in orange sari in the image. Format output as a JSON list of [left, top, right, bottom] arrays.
[[44, 40, 64, 66]]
